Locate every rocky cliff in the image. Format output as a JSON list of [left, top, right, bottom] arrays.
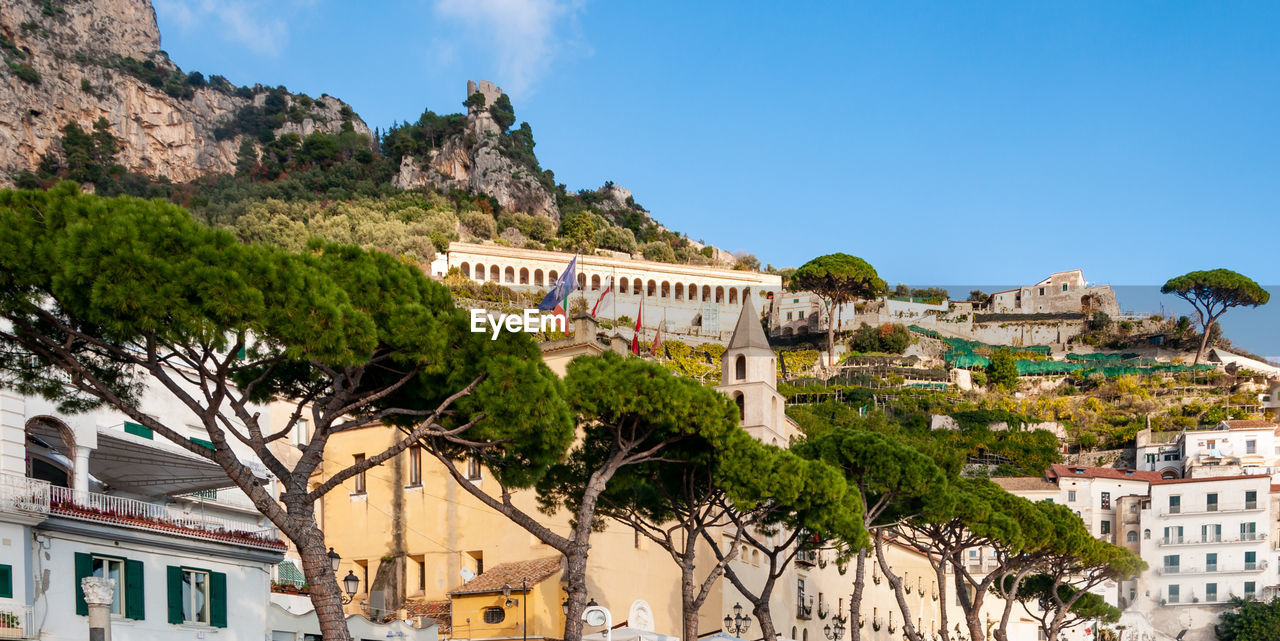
[[0, 0, 369, 183], [392, 82, 560, 221]]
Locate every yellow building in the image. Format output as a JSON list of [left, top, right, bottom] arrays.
[[312, 299, 1040, 641]]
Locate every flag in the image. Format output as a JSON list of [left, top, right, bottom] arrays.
[[651, 324, 663, 356], [591, 277, 613, 318], [631, 299, 643, 355], [538, 257, 577, 321]]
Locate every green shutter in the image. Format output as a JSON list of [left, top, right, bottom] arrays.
[[189, 437, 214, 450], [0, 564, 12, 599], [124, 559, 145, 620], [124, 421, 153, 439], [166, 566, 184, 624], [209, 571, 227, 628], [74, 552, 93, 615]]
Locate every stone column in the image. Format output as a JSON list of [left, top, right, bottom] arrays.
[[80, 576, 115, 641], [73, 446, 91, 500]]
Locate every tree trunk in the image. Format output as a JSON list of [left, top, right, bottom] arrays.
[[563, 540, 590, 641], [826, 304, 837, 365], [950, 553, 984, 641], [296, 523, 354, 641], [752, 601, 779, 641], [681, 561, 699, 641], [874, 537, 923, 641], [994, 567, 1032, 641], [933, 557, 951, 641], [848, 551, 865, 641], [1193, 317, 1218, 365]]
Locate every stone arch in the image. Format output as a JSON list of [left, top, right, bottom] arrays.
[[504, 266, 515, 283], [783, 327, 794, 337], [474, 263, 485, 280], [675, 283, 684, 300], [549, 270, 558, 284], [688, 283, 697, 301], [534, 269, 545, 287], [660, 281, 670, 298], [1160, 469, 1179, 480], [25, 416, 77, 488], [647, 280, 657, 297], [460, 262, 471, 279], [1126, 530, 1138, 543], [591, 275, 602, 291], [729, 288, 738, 305], [702, 285, 711, 302], [577, 273, 587, 289], [519, 267, 529, 285], [735, 355, 747, 380], [620, 277, 629, 295], [733, 392, 745, 421], [715, 286, 725, 303], [489, 265, 500, 282]]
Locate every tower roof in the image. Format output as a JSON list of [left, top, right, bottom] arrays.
[[727, 295, 773, 354]]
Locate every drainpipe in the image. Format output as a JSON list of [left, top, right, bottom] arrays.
[[81, 576, 115, 641]]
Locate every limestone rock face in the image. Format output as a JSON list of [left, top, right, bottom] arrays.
[[393, 126, 560, 221], [0, 0, 369, 183]]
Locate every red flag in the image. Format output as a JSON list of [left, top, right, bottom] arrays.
[[591, 278, 613, 318], [631, 300, 643, 355], [651, 324, 662, 356]]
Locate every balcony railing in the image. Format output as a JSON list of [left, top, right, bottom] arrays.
[[0, 475, 50, 516], [0, 602, 34, 640], [48, 485, 284, 551], [1159, 533, 1267, 546], [1156, 561, 1268, 575], [1160, 505, 1265, 517]]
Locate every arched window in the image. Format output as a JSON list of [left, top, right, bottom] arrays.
[[735, 355, 747, 380], [729, 288, 738, 304], [490, 265, 500, 281], [1126, 531, 1138, 543], [792, 627, 797, 640], [675, 283, 684, 300], [803, 630, 808, 641], [647, 280, 657, 297], [702, 285, 711, 302], [733, 392, 745, 421], [591, 275, 601, 291], [1143, 529, 1151, 540], [772, 396, 778, 422], [578, 273, 587, 289], [633, 279, 642, 295], [460, 262, 471, 278], [519, 268, 529, 285], [549, 270, 558, 283], [504, 266, 515, 283], [661, 281, 670, 298], [534, 269, 545, 286], [620, 277, 629, 294], [474, 263, 485, 280], [715, 286, 725, 303]]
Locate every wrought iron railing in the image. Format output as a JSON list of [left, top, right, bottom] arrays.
[[0, 602, 34, 640], [0, 475, 50, 515]]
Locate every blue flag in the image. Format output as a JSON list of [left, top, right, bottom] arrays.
[[538, 257, 578, 311]]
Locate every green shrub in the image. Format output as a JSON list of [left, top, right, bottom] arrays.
[[9, 62, 39, 84]]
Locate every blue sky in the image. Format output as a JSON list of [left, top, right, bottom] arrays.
[[152, 1, 1280, 286]]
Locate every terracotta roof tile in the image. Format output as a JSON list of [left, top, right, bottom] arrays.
[[407, 599, 452, 634], [448, 557, 562, 596], [1046, 465, 1163, 482], [1150, 474, 1266, 485], [1221, 419, 1277, 430], [991, 477, 1059, 492]]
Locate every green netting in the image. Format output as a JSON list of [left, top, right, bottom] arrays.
[[908, 325, 943, 339], [947, 353, 990, 368], [1079, 364, 1215, 378], [1016, 360, 1084, 375], [1067, 353, 1141, 362]]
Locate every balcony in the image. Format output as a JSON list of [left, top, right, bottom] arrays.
[[1159, 533, 1267, 546], [0, 475, 50, 517], [796, 601, 813, 620], [0, 602, 34, 640], [1156, 561, 1269, 575], [48, 485, 285, 551]]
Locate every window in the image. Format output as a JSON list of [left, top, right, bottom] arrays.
[[1164, 526, 1183, 544], [75, 553, 144, 620], [1162, 451, 1179, 461], [1101, 492, 1111, 510], [292, 418, 309, 447], [1246, 551, 1257, 571], [1247, 439, 1257, 454], [735, 355, 747, 380], [786, 312, 793, 321], [352, 454, 366, 493], [1163, 555, 1180, 574], [1169, 495, 1180, 514], [1062, 283, 1069, 292], [1167, 585, 1180, 604], [1145, 453, 1156, 464], [1207, 493, 1218, 512], [1246, 582, 1257, 600], [407, 446, 422, 487], [0, 564, 9, 599], [412, 555, 426, 593], [166, 565, 226, 627], [467, 456, 483, 481], [798, 311, 806, 319], [1206, 553, 1217, 573], [1202, 524, 1222, 542], [1038, 287, 1045, 296], [483, 607, 506, 624], [1144, 529, 1151, 540], [1246, 490, 1258, 510], [1067, 490, 1077, 502], [1206, 583, 1217, 602], [1126, 531, 1138, 543], [1242, 522, 1258, 540], [1100, 520, 1111, 535]]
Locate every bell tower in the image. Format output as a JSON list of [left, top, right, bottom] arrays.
[[717, 294, 791, 446]]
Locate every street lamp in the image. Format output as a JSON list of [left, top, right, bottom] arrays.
[[341, 570, 359, 604], [723, 602, 752, 637], [503, 580, 529, 641], [822, 620, 845, 641], [328, 547, 341, 571]]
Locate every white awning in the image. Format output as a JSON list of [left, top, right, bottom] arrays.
[[90, 432, 267, 497]]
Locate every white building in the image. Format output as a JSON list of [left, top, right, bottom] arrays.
[[1135, 420, 1280, 480], [986, 270, 1119, 316]]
